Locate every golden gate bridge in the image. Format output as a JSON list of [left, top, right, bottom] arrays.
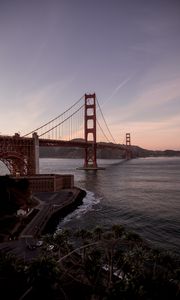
[[0, 93, 133, 175]]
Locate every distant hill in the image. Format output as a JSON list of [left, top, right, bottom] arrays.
[[39, 141, 180, 159]]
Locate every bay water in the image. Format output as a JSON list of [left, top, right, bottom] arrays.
[[0, 157, 179, 254], [40, 157, 180, 255]]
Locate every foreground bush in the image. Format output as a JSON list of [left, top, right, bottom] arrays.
[[0, 225, 180, 299]]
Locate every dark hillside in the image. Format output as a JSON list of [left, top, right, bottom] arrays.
[[40, 143, 180, 159]]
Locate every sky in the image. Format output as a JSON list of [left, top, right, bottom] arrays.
[[0, 0, 180, 150]]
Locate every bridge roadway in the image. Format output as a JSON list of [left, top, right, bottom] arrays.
[[0, 134, 127, 150], [0, 134, 129, 174]]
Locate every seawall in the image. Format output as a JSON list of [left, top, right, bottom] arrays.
[[42, 188, 86, 234], [20, 187, 86, 238]]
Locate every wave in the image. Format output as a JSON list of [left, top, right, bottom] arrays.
[[59, 190, 101, 225]]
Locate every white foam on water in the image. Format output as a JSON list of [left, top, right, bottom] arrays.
[[60, 190, 101, 225]]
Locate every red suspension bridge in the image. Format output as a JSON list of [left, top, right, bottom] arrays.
[[0, 93, 133, 175]]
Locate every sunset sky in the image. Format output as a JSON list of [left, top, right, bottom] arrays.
[[0, 0, 180, 150]]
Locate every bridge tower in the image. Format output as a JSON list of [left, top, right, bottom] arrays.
[[32, 132, 39, 174], [84, 93, 98, 169], [125, 133, 132, 160]]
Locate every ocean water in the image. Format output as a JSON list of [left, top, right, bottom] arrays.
[[40, 157, 180, 255], [1, 157, 180, 254]]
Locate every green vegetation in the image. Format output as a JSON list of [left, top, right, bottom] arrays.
[[0, 225, 180, 299]]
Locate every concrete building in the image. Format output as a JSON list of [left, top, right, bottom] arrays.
[[13, 174, 74, 193]]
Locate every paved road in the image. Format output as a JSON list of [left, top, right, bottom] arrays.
[[0, 188, 83, 260], [20, 188, 80, 238]]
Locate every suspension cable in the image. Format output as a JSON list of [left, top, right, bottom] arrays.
[[23, 95, 84, 137], [96, 119, 111, 143], [96, 97, 117, 143], [39, 104, 84, 138]]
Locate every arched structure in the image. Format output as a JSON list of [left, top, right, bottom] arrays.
[[0, 151, 27, 175], [0, 133, 39, 175]]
